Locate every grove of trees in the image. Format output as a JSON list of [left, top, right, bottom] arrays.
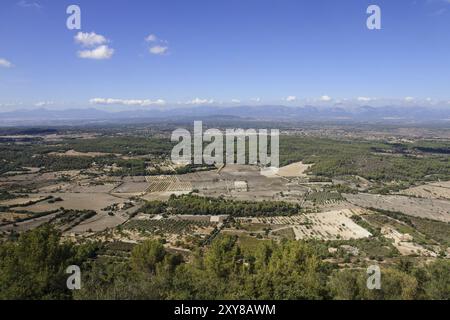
[[0, 226, 448, 300]]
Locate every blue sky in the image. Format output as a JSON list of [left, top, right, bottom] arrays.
[[0, 0, 449, 110]]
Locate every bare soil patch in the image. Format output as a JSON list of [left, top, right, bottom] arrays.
[[276, 161, 312, 177]]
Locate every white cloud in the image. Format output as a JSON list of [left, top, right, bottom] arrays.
[[357, 97, 373, 102], [251, 97, 261, 102], [186, 98, 215, 105], [90, 98, 166, 107], [404, 96, 415, 102], [146, 34, 169, 55], [78, 45, 114, 60], [285, 96, 297, 102], [0, 58, 13, 68], [34, 101, 54, 107], [231, 99, 241, 103], [0, 102, 23, 107], [320, 95, 332, 102], [74, 32, 113, 60], [145, 34, 158, 42], [149, 45, 168, 55], [17, 0, 42, 9], [75, 32, 108, 47]]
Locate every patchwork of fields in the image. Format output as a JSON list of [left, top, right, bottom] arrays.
[[1, 133, 450, 264]]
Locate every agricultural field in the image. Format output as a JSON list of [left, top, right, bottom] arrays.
[[0, 196, 47, 207], [145, 175, 193, 193], [48, 149, 117, 158], [17, 192, 127, 213], [401, 181, 450, 200], [305, 191, 344, 205], [344, 193, 450, 222], [112, 176, 150, 194], [0, 212, 32, 224], [238, 209, 371, 241], [292, 210, 372, 240], [276, 161, 312, 178]]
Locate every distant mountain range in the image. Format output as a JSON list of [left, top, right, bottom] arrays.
[[0, 105, 449, 125]]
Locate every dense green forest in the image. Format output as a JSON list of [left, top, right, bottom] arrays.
[[67, 136, 173, 156], [0, 226, 448, 300], [0, 136, 173, 175], [279, 137, 450, 183]]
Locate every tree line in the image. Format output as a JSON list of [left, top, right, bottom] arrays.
[[141, 194, 301, 217]]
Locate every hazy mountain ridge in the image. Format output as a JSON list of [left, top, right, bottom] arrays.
[[0, 105, 449, 125]]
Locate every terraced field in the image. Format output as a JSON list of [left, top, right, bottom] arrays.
[[145, 175, 193, 193], [292, 210, 372, 241], [239, 209, 371, 241]]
